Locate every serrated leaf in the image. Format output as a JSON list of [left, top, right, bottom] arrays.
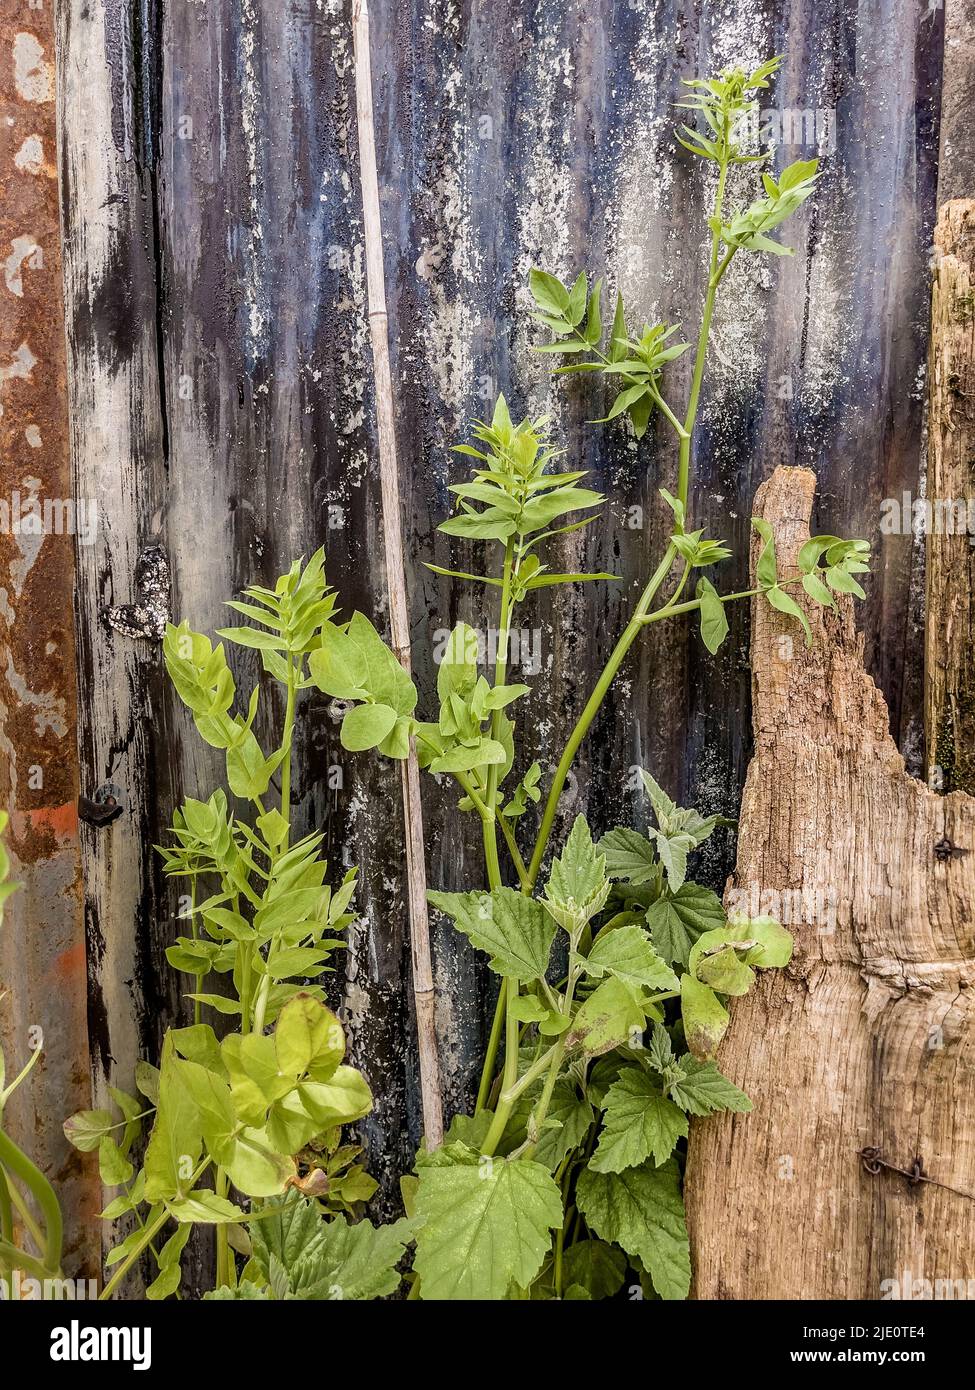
[[591, 1069, 688, 1172], [427, 888, 555, 981], [576, 1158, 689, 1300], [646, 882, 725, 968], [414, 1147, 562, 1300], [544, 815, 609, 929], [597, 828, 657, 884], [667, 1056, 752, 1116], [584, 924, 679, 992]]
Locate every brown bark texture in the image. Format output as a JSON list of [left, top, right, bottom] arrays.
[[926, 199, 975, 795], [684, 465, 975, 1300]]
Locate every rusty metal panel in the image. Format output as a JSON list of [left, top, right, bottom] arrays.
[[0, 0, 99, 1279]]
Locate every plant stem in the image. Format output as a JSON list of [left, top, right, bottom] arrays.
[[476, 979, 506, 1113], [97, 1205, 171, 1302], [638, 572, 808, 626], [482, 988, 519, 1156], [0, 1130, 62, 1277], [526, 542, 677, 887], [481, 540, 516, 884], [98, 1159, 210, 1301], [677, 158, 728, 510], [499, 1038, 561, 1103], [498, 814, 530, 889], [279, 654, 297, 850], [214, 1168, 231, 1289]]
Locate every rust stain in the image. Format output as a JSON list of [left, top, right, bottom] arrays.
[[0, 5, 100, 1278], [9, 798, 79, 846], [50, 939, 87, 985]]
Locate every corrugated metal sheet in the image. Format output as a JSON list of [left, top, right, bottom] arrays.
[[46, 0, 942, 1271]]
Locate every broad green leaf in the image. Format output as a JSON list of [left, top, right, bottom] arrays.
[[667, 1056, 752, 1116], [340, 702, 398, 752], [346, 611, 417, 715], [427, 888, 555, 981], [436, 622, 479, 703], [63, 1108, 115, 1154], [98, 1136, 134, 1187], [576, 1158, 689, 1300], [439, 512, 516, 542], [802, 571, 835, 607], [597, 827, 657, 884], [825, 564, 866, 599], [275, 994, 345, 1079], [680, 974, 729, 1060], [696, 576, 729, 654], [567, 976, 645, 1058], [646, 882, 725, 968], [529, 267, 570, 319], [307, 621, 368, 699], [167, 1191, 246, 1224], [583, 924, 679, 993], [144, 1034, 203, 1203], [764, 583, 812, 644], [414, 1145, 562, 1301], [591, 1069, 688, 1172], [429, 738, 507, 775]]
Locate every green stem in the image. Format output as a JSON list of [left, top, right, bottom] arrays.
[[98, 1205, 171, 1302], [0, 1129, 62, 1277], [214, 1168, 231, 1289], [498, 815, 530, 889], [99, 1158, 210, 1301], [499, 1038, 560, 1104], [678, 159, 728, 510], [279, 655, 297, 850], [475, 980, 506, 1113], [482, 985, 519, 1156], [639, 572, 807, 626], [526, 542, 677, 887], [482, 540, 517, 878]]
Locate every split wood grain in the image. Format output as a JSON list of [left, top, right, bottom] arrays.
[[684, 465, 975, 1299]]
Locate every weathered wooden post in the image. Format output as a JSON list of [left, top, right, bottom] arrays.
[[684, 467, 975, 1297]]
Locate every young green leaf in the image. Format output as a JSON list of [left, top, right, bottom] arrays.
[[590, 1069, 688, 1172]]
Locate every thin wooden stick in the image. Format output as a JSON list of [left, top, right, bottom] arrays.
[[351, 0, 444, 1148]]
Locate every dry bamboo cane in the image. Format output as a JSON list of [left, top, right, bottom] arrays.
[[351, 0, 444, 1148]]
